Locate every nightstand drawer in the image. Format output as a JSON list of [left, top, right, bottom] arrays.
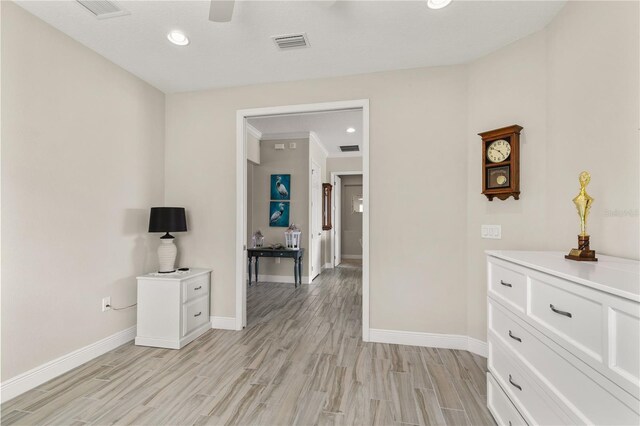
[[488, 259, 527, 313], [183, 297, 209, 337], [183, 275, 209, 303]]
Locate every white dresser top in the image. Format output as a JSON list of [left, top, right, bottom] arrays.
[[137, 268, 211, 281], [486, 251, 640, 302]]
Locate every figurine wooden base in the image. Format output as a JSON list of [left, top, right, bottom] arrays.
[[565, 235, 597, 262]]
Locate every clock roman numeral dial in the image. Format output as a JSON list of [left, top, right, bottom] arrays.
[[486, 139, 511, 163]]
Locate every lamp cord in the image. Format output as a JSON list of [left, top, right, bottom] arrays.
[[106, 303, 137, 311]]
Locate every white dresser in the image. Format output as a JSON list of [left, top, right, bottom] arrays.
[[486, 251, 639, 425], [135, 268, 211, 349]]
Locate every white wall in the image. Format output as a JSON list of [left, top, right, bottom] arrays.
[[1, 2, 165, 380], [3, 1, 637, 389], [465, 0, 639, 341], [326, 157, 363, 265], [249, 139, 310, 278], [165, 66, 469, 332], [341, 175, 363, 257], [327, 157, 363, 175]]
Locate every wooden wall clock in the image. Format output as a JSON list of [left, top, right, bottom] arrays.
[[478, 125, 523, 201], [322, 183, 332, 230]]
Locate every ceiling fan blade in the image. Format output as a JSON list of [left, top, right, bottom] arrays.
[[209, 0, 235, 22]]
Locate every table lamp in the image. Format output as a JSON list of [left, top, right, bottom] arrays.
[[148, 207, 187, 273]]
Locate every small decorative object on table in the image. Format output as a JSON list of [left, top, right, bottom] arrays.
[[251, 230, 264, 248], [285, 224, 301, 250], [565, 171, 597, 261]]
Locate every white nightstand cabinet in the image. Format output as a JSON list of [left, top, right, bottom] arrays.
[[135, 268, 212, 349]]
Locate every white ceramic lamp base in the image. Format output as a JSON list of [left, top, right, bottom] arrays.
[[158, 238, 178, 273]]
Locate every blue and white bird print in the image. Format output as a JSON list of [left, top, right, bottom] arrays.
[[270, 174, 291, 200], [269, 202, 289, 227]]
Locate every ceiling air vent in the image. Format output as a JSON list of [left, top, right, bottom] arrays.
[[272, 33, 310, 50], [76, 0, 130, 19], [339, 145, 360, 153]]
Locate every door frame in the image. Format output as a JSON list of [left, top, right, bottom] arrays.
[[310, 160, 322, 281], [329, 171, 362, 268], [236, 99, 370, 342]]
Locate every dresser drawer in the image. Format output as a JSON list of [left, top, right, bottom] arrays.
[[488, 260, 527, 313], [490, 300, 640, 425], [527, 274, 603, 362], [487, 372, 527, 426], [488, 338, 572, 425], [182, 275, 209, 303], [182, 297, 209, 337]]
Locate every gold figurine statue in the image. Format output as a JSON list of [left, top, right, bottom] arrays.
[[565, 171, 597, 261], [573, 171, 594, 237]]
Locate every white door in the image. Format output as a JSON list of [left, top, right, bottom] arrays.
[[311, 163, 322, 280], [333, 176, 342, 267]]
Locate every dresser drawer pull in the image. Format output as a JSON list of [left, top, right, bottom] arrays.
[[194, 312, 202, 317], [549, 304, 572, 318], [508, 330, 522, 343], [194, 286, 202, 291], [508, 374, 522, 391], [500, 280, 512, 288]]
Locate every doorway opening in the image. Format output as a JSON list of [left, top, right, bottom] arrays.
[[236, 100, 370, 341], [330, 171, 363, 269]]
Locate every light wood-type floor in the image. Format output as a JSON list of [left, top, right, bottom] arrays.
[[2, 264, 494, 426]]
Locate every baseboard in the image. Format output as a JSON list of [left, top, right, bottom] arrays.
[[256, 274, 310, 284], [0, 326, 136, 403], [341, 255, 362, 260], [210, 316, 237, 330], [466, 337, 488, 357], [369, 328, 487, 358]]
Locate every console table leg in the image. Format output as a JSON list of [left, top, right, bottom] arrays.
[[247, 257, 252, 286], [255, 258, 259, 283], [297, 256, 303, 287]]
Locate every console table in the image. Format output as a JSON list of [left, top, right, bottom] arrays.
[[247, 248, 304, 287]]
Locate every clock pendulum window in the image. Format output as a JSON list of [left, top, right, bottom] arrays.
[[478, 125, 523, 201]]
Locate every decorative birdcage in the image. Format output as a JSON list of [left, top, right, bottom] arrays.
[[284, 224, 301, 250]]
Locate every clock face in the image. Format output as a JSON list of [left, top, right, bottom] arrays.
[[486, 139, 511, 163]]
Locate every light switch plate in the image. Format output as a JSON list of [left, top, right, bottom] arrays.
[[481, 225, 502, 239]]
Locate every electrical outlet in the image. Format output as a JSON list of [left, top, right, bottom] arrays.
[[102, 297, 111, 312], [275, 257, 281, 264]]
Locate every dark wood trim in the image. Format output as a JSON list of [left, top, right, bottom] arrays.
[[322, 183, 332, 230], [479, 125, 523, 201]]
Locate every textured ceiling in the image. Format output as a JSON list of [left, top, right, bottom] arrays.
[[249, 109, 363, 157], [17, 1, 566, 93]]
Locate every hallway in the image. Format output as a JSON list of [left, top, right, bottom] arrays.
[[2, 265, 493, 425]]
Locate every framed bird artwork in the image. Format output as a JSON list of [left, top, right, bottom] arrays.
[[271, 174, 291, 200], [269, 202, 290, 227]]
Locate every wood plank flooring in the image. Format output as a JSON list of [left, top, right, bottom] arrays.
[[2, 263, 495, 425]]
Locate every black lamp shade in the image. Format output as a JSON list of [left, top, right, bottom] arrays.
[[148, 207, 187, 233]]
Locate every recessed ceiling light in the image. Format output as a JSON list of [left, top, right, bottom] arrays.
[[427, 0, 452, 10], [346, 127, 356, 133], [167, 30, 189, 46]]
